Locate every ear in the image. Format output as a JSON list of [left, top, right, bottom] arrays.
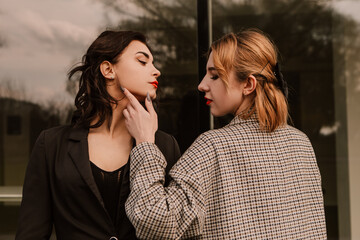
[[100, 60, 115, 80], [243, 75, 257, 95]]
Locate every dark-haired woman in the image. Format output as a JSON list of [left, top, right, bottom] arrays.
[[16, 30, 180, 240], [122, 29, 327, 239]]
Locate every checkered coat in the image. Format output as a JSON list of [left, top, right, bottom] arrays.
[[125, 114, 327, 239]]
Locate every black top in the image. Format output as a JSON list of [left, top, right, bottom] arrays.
[[90, 162, 124, 227], [16, 126, 181, 240]]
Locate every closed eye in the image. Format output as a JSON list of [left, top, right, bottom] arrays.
[[210, 75, 219, 80], [138, 59, 146, 65]]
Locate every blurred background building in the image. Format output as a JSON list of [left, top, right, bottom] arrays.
[[0, 0, 359, 239]]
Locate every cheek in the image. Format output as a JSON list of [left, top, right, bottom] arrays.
[[210, 86, 229, 116], [212, 85, 242, 116], [118, 68, 144, 91], [116, 63, 140, 86], [212, 81, 228, 100], [121, 76, 156, 100], [124, 81, 147, 97], [125, 77, 142, 89], [115, 63, 156, 98]]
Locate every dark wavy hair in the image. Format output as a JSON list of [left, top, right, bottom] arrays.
[[69, 30, 149, 128]]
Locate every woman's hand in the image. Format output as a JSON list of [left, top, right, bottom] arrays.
[[123, 88, 158, 145]]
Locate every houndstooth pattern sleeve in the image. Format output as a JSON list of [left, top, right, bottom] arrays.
[[125, 135, 213, 240]]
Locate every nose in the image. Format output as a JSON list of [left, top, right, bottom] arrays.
[[152, 65, 161, 78], [198, 76, 209, 92]]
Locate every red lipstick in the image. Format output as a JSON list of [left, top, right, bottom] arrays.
[[150, 80, 158, 88], [204, 97, 213, 105]]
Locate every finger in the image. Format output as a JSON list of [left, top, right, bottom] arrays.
[[123, 88, 142, 110], [126, 103, 136, 116], [123, 108, 130, 120], [145, 94, 156, 116]]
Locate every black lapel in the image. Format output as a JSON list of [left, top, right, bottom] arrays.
[[67, 127, 105, 209], [114, 139, 134, 227]]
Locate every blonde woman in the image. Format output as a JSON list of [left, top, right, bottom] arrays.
[[123, 28, 327, 239]]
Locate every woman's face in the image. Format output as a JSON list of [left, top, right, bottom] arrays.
[[113, 40, 160, 101], [198, 52, 246, 117]]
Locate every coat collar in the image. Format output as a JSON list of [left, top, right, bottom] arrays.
[[67, 127, 105, 209], [228, 111, 259, 127], [68, 126, 134, 230], [68, 126, 88, 141]]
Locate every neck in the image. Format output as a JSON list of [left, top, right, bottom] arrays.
[[91, 99, 130, 138], [234, 96, 253, 116]]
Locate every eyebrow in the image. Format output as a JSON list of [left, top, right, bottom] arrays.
[[136, 51, 150, 59], [136, 51, 155, 63], [208, 67, 217, 71]]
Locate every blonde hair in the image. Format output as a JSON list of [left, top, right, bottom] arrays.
[[210, 28, 288, 132]]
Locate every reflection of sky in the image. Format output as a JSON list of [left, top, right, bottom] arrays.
[[333, 0, 360, 24], [332, 0, 360, 92], [0, 0, 360, 106], [0, 0, 109, 105]]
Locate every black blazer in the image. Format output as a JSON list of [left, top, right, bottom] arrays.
[[16, 125, 181, 240]]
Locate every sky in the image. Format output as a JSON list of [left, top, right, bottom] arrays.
[[0, 0, 360, 107], [0, 0, 121, 105], [333, 0, 360, 24]]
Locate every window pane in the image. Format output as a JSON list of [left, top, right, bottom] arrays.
[[211, 0, 360, 238]]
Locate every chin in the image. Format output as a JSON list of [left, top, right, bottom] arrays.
[[150, 92, 157, 99], [134, 93, 156, 102], [130, 88, 157, 101], [210, 109, 226, 117], [210, 111, 221, 117]]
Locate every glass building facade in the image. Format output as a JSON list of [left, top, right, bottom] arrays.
[[0, 0, 359, 239]]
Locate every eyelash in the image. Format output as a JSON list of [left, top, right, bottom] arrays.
[[138, 59, 146, 65], [210, 75, 219, 80]]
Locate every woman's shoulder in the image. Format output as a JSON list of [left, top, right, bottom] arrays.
[[39, 125, 85, 144], [154, 130, 181, 185], [283, 125, 311, 141], [188, 129, 220, 150], [195, 122, 311, 145], [154, 130, 180, 155], [40, 125, 72, 138], [273, 125, 315, 150], [30, 125, 76, 158], [196, 125, 239, 143], [155, 130, 176, 142], [42, 125, 72, 134]]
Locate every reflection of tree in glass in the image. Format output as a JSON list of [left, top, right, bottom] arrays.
[[104, 0, 196, 62], [0, 78, 72, 124], [212, 0, 360, 91], [0, 78, 28, 101]]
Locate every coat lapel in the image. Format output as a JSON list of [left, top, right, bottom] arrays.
[[67, 127, 105, 209]]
